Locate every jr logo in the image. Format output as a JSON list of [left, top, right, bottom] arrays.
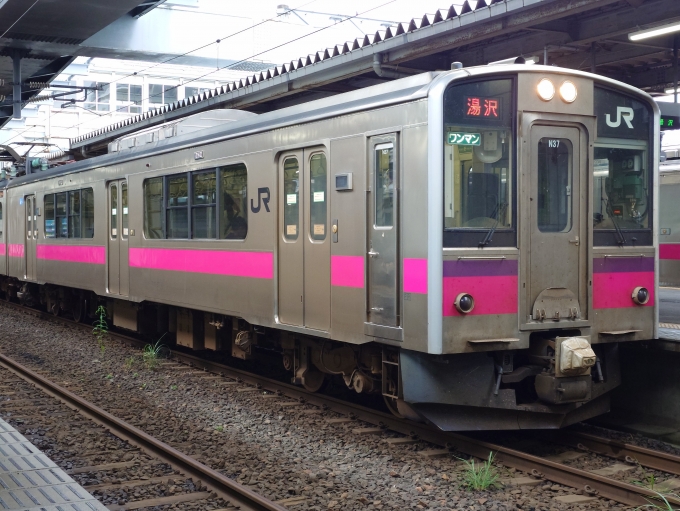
[[605, 106, 635, 129], [250, 187, 271, 213]]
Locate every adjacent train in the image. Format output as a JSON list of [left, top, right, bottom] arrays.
[[659, 150, 680, 287], [0, 63, 659, 430]]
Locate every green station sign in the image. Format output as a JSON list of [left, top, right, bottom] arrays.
[[661, 116, 680, 130]]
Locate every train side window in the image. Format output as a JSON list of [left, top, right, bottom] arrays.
[[56, 192, 68, 238], [166, 174, 189, 239], [143, 177, 163, 239], [309, 153, 327, 240], [121, 183, 128, 239], [82, 188, 94, 238], [219, 163, 248, 240], [44, 195, 55, 238], [69, 190, 81, 238], [283, 158, 299, 240], [192, 171, 216, 239]]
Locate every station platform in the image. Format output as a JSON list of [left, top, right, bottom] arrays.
[[0, 417, 106, 511], [659, 287, 680, 344]]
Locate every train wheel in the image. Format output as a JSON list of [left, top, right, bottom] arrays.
[[72, 293, 85, 323], [301, 370, 327, 393], [384, 396, 404, 418], [384, 396, 422, 422]]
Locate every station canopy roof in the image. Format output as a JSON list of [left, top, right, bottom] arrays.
[[0, 0, 168, 129], [60, 0, 680, 156]]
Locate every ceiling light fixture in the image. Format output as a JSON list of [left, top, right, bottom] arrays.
[[629, 21, 680, 41], [665, 87, 680, 94]]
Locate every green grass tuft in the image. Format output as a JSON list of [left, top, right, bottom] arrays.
[[458, 452, 501, 491]]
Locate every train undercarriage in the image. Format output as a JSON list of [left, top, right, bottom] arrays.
[[1, 278, 622, 430]]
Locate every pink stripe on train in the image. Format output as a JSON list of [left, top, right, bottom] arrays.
[[129, 247, 274, 279], [443, 275, 518, 316], [593, 271, 654, 309], [0, 243, 5, 255], [331, 255, 364, 288], [8, 244, 23, 258], [403, 258, 427, 294], [37, 245, 106, 264], [660, 244, 680, 260]]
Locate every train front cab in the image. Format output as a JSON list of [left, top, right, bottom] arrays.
[[399, 67, 658, 431]]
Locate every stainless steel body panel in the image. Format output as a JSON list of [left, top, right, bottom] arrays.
[[526, 124, 586, 326], [25, 195, 36, 281], [367, 135, 399, 328], [660, 168, 680, 287], [277, 147, 331, 330]]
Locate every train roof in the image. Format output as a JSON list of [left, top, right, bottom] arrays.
[[6, 64, 658, 189], [7, 72, 437, 189]]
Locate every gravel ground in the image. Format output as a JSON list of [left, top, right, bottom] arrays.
[[0, 304, 644, 511], [0, 367, 232, 510]]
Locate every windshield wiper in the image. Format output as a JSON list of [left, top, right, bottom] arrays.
[[605, 199, 627, 245], [479, 202, 506, 247]]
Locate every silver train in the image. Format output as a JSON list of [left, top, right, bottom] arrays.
[[660, 152, 680, 287], [0, 64, 659, 430]]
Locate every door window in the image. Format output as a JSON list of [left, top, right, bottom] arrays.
[[110, 185, 118, 239], [121, 183, 129, 239], [537, 137, 572, 233], [374, 144, 394, 227], [309, 153, 327, 241], [26, 198, 32, 239], [283, 158, 300, 240]]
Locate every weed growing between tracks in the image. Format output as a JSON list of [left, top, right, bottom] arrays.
[[637, 490, 679, 510], [92, 305, 108, 355], [459, 452, 501, 491], [142, 335, 166, 370]]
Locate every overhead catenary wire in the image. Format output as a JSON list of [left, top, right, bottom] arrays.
[[0, 0, 320, 150], [2, 0, 397, 153], [0, 0, 40, 40]]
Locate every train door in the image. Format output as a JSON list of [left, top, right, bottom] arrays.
[[25, 195, 37, 281], [528, 126, 587, 321], [278, 148, 330, 330], [107, 180, 129, 296], [367, 136, 399, 327]]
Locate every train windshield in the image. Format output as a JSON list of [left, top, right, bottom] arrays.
[[593, 87, 653, 245], [442, 78, 515, 247]]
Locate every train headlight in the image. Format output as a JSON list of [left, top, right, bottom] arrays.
[[632, 286, 650, 305], [537, 78, 555, 101], [559, 80, 577, 103], [455, 293, 475, 314]]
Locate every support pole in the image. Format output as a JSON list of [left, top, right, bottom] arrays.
[[543, 46, 548, 66], [591, 42, 597, 74], [674, 36, 679, 104], [12, 55, 22, 119]]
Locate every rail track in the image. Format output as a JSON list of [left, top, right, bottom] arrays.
[[0, 347, 287, 511], [3, 299, 680, 508]]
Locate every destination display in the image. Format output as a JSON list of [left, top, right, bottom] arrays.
[[465, 96, 500, 119]]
